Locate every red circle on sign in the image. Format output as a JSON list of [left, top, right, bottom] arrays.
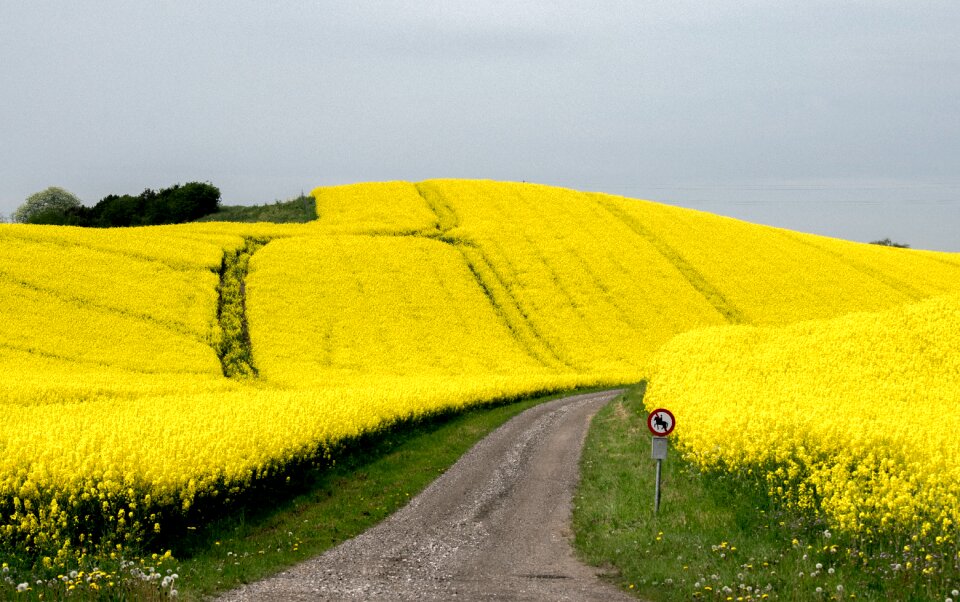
[[647, 408, 676, 436]]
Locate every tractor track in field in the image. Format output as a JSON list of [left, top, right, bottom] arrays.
[[217, 389, 636, 601]]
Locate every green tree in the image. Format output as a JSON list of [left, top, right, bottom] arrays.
[[13, 187, 83, 224], [87, 182, 220, 227]]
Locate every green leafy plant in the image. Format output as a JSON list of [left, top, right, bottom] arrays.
[[13, 186, 83, 224]]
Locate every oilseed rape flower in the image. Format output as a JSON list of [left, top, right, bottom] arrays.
[[2, 179, 960, 568], [416, 179, 729, 374], [594, 192, 960, 325], [647, 293, 960, 548], [312, 181, 439, 235], [246, 234, 551, 384]]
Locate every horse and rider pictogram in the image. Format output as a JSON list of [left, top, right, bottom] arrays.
[[647, 408, 675, 436]]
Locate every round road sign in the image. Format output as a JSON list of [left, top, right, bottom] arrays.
[[647, 408, 676, 437]]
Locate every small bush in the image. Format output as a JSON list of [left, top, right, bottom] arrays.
[[13, 187, 83, 224]]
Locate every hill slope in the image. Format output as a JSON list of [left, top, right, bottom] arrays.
[[1, 179, 958, 567]]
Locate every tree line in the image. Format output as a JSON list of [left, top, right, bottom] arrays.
[[12, 183, 221, 227]]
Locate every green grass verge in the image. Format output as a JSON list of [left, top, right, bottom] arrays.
[[573, 383, 959, 602], [196, 195, 316, 223]]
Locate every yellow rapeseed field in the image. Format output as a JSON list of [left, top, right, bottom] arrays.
[[246, 235, 551, 384], [647, 294, 960, 554], [1, 180, 959, 570], [417, 180, 729, 374]]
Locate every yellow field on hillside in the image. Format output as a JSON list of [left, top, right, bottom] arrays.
[[647, 293, 960, 549], [1, 179, 958, 564], [246, 235, 550, 385]]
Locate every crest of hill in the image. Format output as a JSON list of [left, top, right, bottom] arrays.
[[313, 178, 960, 322]]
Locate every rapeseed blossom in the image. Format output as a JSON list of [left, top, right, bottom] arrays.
[[1, 179, 959, 566], [647, 293, 960, 550]]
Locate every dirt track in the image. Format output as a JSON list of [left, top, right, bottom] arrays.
[[218, 389, 634, 601]]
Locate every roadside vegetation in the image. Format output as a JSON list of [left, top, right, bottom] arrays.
[[574, 385, 960, 602], [2, 389, 592, 600]]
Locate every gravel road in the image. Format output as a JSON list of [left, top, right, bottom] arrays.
[[218, 389, 634, 601]]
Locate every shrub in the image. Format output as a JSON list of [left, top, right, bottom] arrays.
[[13, 187, 83, 224]]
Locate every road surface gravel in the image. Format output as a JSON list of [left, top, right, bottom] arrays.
[[218, 389, 634, 601]]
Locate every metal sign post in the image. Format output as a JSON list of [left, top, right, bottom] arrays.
[[647, 409, 675, 514]]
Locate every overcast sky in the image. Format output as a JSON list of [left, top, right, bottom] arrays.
[[1, 1, 958, 250]]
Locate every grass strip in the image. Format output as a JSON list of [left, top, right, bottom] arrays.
[[196, 195, 316, 223], [574, 384, 959, 602], [214, 237, 268, 378]]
